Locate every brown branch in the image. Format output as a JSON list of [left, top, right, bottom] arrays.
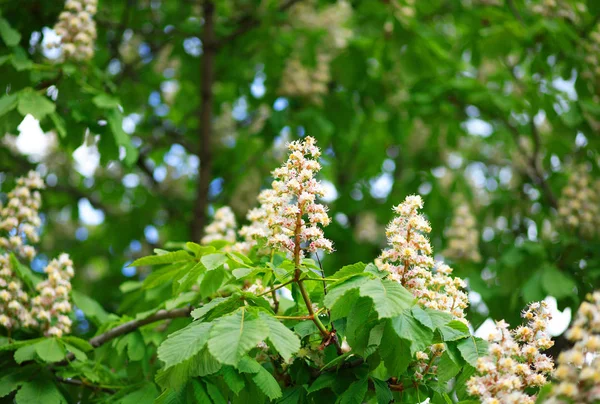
[[55, 307, 192, 366], [190, 0, 217, 242], [216, 0, 304, 47], [54, 376, 117, 394]]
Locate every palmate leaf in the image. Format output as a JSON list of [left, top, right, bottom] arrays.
[[388, 311, 433, 355], [259, 312, 301, 361], [380, 320, 412, 377], [207, 308, 269, 366], [325, 275, 415, 319], [358, 278, 415, 319], [15, 377, 65, 404], [456, 336, 489, 367], [157, 321, 212, 369]]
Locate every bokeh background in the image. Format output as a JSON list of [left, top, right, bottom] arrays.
[[1, 0, 599, 351]]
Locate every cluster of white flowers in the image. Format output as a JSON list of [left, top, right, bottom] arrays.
[[279, 53, 331, 105], [290, 1, 352, 50], [392, 0, 416, 23], [582, 26, 600, 103], [234, 189, 277, 254], [214, 104, 237, 147], [280, 1, 351, 104], [467, 301, 555, 404], [0, 171, 44, 261], [557, 165, 600, 238], [530, 0, 587, 23], [201, 207, 237, 245], [0, 172, 75, 337], [30, 254, 75, 337], [49, 0, 98, 61], [0, 254, 35, 331], [354, 212, 382, 244], [443, 203, 481, 263], [266, 136, 333, 257], [412, 343, 446, 381], [546, 292, 600, 403], [376, 195, 468, 319]]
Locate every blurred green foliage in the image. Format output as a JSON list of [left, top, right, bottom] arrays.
[[0, 0, 599, 359]]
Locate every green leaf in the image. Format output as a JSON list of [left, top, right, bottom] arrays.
[[232, 267, 253, 279], [17, 89, 55, 120], [0, 93, 18, 117], [359, 278, 415, 319], [208, 308, 269, 366], [14, 344, 37, 364], [92, 93, 121, 109], [331, 262, 366, 279], [157, 321, 212, 369], [380, 320, 412, 376], [306, 373, 336, 394], [0, 367, 33, 397], [191, 294, 239, 321], [389, 312, 433, 354], [252, 365, 282, 400], [34, 338, 66, 362], [205, 380, 227, 404], [126, 331, 145, 361], [373, 378, 393, 404], [541, 265, 576, 299], [259, 312, 301, 361], [201, 253, 227, 271], [195, 347, 222, 376], [437, 352, 461, 383], [220, 366, 245, 395], [439, 320, 470, 342], [189, 380, 211, 403], [339, 378, 368, 404], [71, 290, 110, 325], [49, 113, 67, 138], [116, 383, 158, 404], [323, 275, 369, 309], [107, 108, 138, 166], [0, 17, 21, 46], [130, 250, 194, 267], [15, 377, 65, 404], [456, 336, 489, 367], [11, 47, 32, 71]]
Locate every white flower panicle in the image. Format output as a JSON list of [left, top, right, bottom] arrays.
[[30, 254, 75, 338], [235, 189, 278, 254], [376, 195, 468, 319], [0, 254, 35, 330], [443, 203, 481, 263], [49, 0, 98, 61], [279, 52, 331, 105], [530, 0, 587, 23], [582, 24, 600, 89], [546, 292, 600, 404], [0, 171, 45, 261], [280, 1, 352, 104], [290, 1, 352, 51], [267, 136, 333, 257], [557, 165, 600, 238], [467, 301, 555, 404], [201, 206, 237, 244]]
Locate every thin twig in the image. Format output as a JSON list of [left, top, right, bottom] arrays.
[[55, 307, 192, 366]]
